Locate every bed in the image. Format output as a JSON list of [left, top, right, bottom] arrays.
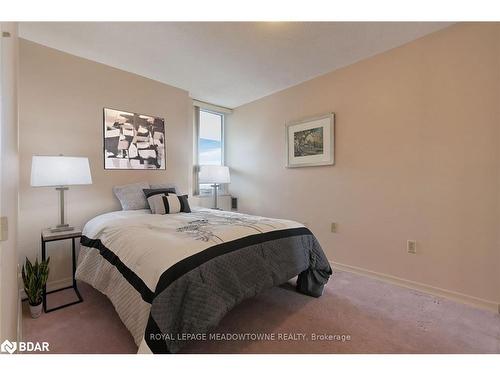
[[75, 207, 332, 353]]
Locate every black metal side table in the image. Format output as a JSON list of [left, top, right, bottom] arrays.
[[41, 228, 83, 312]]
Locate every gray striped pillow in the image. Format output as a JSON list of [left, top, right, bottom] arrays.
[[146, 194, 167, 215], [162, 195, 181, 214], [145, 193, 186, 215]]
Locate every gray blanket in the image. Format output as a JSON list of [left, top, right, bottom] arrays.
[[142, 227, 332, 353]]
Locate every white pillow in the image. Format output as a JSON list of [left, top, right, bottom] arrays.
[[163, 195, 181, 214], [146, 194, 182, 214], [146, 194, 167, 215]]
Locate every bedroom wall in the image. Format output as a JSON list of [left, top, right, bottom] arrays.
[[18, 39, 193, 284], [226, 23, 500, 304], [1, 22, 20, 342]]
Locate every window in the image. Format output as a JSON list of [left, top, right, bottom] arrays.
[[195, 108, 224, 195], [199, 110, 223, 166]]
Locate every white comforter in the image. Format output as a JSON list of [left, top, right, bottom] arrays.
[[76, 208, 304, 351], [82, 208, 303, 291]]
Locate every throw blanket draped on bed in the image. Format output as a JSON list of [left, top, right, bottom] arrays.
[[76, 209, 332, 353]]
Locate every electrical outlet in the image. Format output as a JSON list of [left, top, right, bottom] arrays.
[[407, 240, 416, 254], [331, 222, 337, 233]]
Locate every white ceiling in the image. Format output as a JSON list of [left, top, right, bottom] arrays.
[[19, 22, 452, 108]]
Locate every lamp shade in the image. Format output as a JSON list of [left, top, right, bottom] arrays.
[[31, 155, 93, 187], [199, 165, 230, 184]]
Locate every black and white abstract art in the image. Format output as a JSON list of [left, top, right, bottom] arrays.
[[104, 108, 166, 170]]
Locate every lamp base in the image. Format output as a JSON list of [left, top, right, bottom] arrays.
[[211, 183, 220, 210], [51, 186, 74, 232], [50, 224, 74, 233]]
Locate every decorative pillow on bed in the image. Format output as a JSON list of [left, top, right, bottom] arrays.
[[143, 188, 186, 214], [150, 183, 177, 192], [143, 187, 177, 198], [151, 195, 191, 214], [163, 195, 182, 214], [143, 188, 176, 214], [113, 182, 150, 210], [170, 194, 191, 213]]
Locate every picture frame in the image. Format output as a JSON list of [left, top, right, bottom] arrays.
[[103, 107, 166, 170], [286, 112, 335, 168]]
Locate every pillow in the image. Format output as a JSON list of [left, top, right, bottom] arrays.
[[150, 183, 177, 193], [144, 190, 191, 215], [169, 193, 191, 213], [143, 188, 177, 214], [113, 182, 150, 210], [148, 194, 169, 215], [163, 195, 182, 214], [143, 187, 177, 197]]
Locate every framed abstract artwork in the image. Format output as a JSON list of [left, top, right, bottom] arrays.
[[103, 107, 166, 170], [286, 112, 335, 168]]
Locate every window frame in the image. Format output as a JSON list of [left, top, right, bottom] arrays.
[[194, 106, 226, 196]]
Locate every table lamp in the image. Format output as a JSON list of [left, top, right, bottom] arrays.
[[31, 155, 92, 232], [199, 165, 230, 210]]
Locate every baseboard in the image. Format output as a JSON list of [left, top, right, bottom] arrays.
[[19, 277, 73, 301], [332, 261, 500, 314], [21, 266, 500, 315]]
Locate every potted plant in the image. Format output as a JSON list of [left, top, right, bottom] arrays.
[[22, 257, 50, 318]]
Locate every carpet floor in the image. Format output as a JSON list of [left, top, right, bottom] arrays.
[[22, 270, 500, 354]]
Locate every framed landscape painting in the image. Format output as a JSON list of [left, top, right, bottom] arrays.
[[286, 112, 335, 168], [103, 107, 166, 170]]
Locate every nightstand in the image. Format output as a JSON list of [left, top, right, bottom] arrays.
[[41, 228, 84, 312]]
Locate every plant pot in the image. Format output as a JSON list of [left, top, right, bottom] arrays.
[[29, 302, 43, 319]]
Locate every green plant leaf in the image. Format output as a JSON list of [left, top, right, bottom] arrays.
[[22, 256, 50, 306]]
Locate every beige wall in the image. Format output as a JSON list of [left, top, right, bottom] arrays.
[[1, 22, 20, 341], [226, 23, 500, 303], [18, 40, 193, 283]]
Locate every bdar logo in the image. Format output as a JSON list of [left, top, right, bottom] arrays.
[[0, 339, 49, 353], [1, 339, 17, 354]]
